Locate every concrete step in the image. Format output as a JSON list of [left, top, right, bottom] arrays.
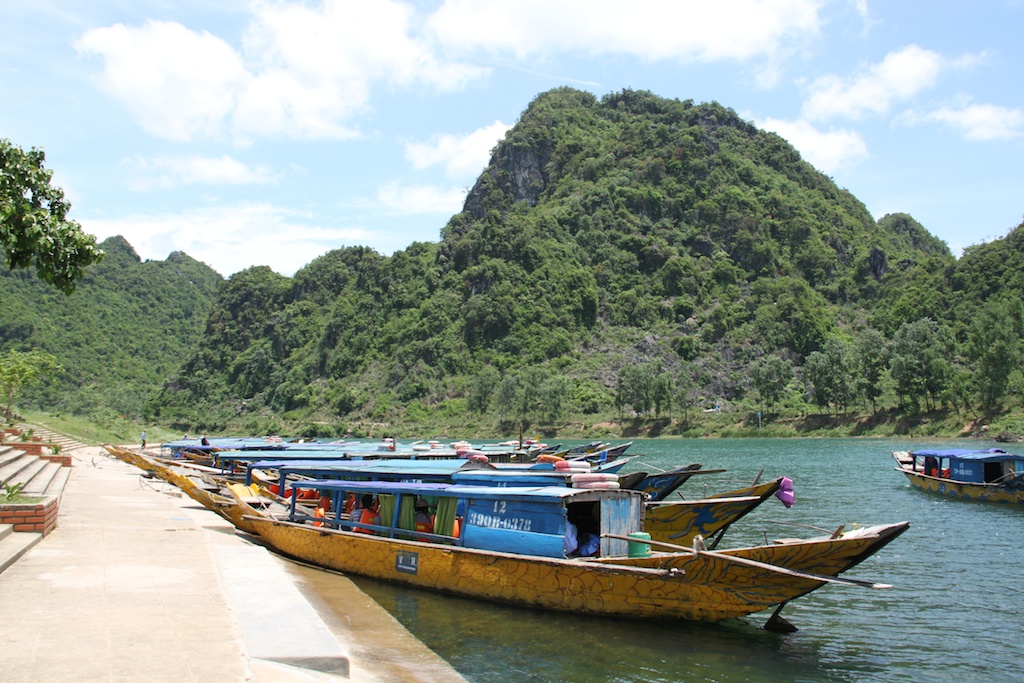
[[21, 461, 62, 496], [0, 448, 24, 471], [6, 457, 47, 488], [43, 466, 71, 499], [0, 524, 43, 575], [0, 454, 39, 486]]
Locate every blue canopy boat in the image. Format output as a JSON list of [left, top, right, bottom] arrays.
[[892, 448, 1024, 504], [229, 477, 906, 628]]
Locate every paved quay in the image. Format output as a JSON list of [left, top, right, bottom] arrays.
[[0, 445, 466, 683]]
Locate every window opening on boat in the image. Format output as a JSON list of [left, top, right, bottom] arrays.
[[566, 501, 601, 557]]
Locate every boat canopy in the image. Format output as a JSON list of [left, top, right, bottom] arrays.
[[910, 448, 1021, 462], [282, 479, 642, 558], [247, 457, 491, 487], [909, 448, 1023, 485]]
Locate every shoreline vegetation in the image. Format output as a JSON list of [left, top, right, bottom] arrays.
[[19, 406, 1023, 449]]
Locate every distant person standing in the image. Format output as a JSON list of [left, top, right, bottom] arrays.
[[141, 430, 147, 449]]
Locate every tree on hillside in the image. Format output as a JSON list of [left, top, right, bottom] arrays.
[[0, 350, 62, 421], [854, 327, 888, 413], [750, 354, 793, 413], [889, 318, 955, 411], [804, 338, 855, 416], [675, 367, 695, 423], [468, 365, 501, 414], [1, 139, 104, 293], [966, 298, 1024, 409]]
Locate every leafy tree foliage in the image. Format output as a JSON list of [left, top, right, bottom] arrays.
[[750, 354, 793, 413], [853, 327, 888, 413], [804, 338, 856, 416], [966, 297, 1024, 409], [0, 349, 61, 421], [1, 139, 104, 293], [889, 319, 956, 411]]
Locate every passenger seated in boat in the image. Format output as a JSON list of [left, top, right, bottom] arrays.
[[564, 520, 579, 556], [414, 497, 434, 533], [354, 494, 379, 534], [565, 503, 601, 557]]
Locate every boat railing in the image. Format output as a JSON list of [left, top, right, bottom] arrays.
[[286, 500, 464, 545]]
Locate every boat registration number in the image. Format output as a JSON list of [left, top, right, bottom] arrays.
[[396, 551, 419, 575]]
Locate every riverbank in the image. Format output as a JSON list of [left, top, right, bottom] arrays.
[[17, 405, 1024, 447], [0, 444, 464, 682]]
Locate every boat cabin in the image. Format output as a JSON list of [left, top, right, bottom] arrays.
[[907, 449, 1024, 484], [279, 479, 644, 559]]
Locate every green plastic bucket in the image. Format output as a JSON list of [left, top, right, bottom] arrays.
[[627, 531, 651, 558]]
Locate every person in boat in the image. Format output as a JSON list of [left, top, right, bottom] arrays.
[[354, 494, 379, 534], [414, 497, 434, 533], [201, 436, 210, 446]]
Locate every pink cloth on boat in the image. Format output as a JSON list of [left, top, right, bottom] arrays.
[[775, 476, 795, 508]]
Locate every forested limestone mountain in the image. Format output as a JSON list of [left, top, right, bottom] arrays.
[[0, 235, 222, 423], [145, 88, 1022, 436]]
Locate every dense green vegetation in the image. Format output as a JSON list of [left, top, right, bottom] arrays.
[[3, 88, 1023, 440], [145, 88, 1022, 439], [0, 236, 222, 427]]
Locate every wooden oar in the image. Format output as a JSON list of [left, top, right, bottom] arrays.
[[602, 533, 892, 589]]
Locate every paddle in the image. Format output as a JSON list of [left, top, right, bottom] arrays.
[[602, 533, 892, 589]]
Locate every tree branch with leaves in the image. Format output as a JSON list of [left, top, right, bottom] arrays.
[[1, 139, 104, 294], [0, 350, 62, 422]]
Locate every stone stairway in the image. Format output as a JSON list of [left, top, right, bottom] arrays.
[[0, 424, 80, 574]]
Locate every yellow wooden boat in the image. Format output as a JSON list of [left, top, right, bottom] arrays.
[[643, 477, 786, 547], [103, 445, 289, 534], [893, 449, 1024, 504], [229, 478, 907, 628]]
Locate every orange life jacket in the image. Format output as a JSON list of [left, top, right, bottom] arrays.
[[354, 507, 377, 534], [414, 511, 433, 533]]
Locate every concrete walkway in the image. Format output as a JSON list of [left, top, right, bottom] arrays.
[[0, 446, 465, 683]]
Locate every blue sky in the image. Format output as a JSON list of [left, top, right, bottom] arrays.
[[2, 1, 1022, 277]]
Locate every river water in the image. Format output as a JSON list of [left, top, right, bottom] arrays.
[[328, 438, 1021, 682]]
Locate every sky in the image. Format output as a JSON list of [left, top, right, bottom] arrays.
[[2, 1, 1022, 277]]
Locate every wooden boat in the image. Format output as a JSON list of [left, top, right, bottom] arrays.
[[229, 478, 906, 629], [892, 448, 1024, 504], [103, 445, 294, 534], [240, 458, 789, 550], [643, 476, 789, 547], [633, 463, 711, 501]]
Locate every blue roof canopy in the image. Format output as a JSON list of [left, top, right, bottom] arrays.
[[910, 448, 1022, 462]]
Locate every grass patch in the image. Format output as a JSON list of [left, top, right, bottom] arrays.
[[1, 494, 45, 505]]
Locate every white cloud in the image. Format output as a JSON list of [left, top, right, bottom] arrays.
[[122, 155, 280, 191], [75, 20, 246, 141], [426, 0, 821, 62], [757, 117, 869, 172], [75, 2, 488, 142], [82, 204, 372, 276], [377, 182, 467, 215], [802, 44, 944, 121], [405, 121, 509, 178], [920, 102, 1024, 141]]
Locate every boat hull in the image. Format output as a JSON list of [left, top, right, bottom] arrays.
[[244, 515, 907, 623], [643, 478, 783, 545], [105, 445, 264, 533], [896, 467, 1024, 504], [247, 517, 811, 621]]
